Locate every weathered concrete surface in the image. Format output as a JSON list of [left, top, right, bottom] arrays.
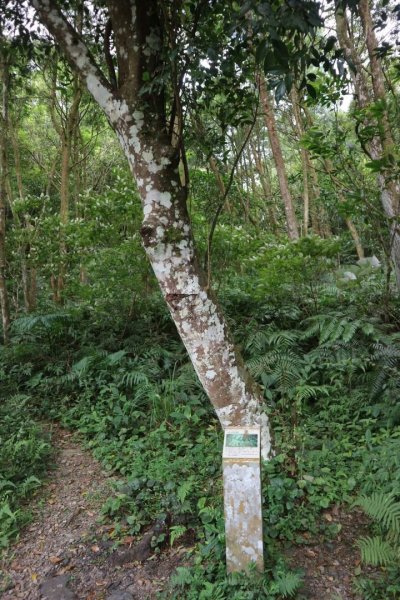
[[223, 460, 264, 573]]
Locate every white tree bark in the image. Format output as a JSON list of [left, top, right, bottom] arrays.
[[31, 0, 272, 458]]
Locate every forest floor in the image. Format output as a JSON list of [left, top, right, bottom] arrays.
[[0, 427, 189, 600], [0, 426, 374, 600]]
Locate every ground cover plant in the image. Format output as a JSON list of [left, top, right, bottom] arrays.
[[2, 237, 400, 597], [0, 395, 52, 548]]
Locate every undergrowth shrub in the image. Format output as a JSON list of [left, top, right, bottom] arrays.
[[2, 236, 400, 596], [0, 395, 52, 548]]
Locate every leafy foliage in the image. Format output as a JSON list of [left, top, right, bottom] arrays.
[[355, 493, 400, 566], [0, 395, 52, 548]]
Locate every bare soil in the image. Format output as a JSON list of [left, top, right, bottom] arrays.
[[286, 506, 378, 599]]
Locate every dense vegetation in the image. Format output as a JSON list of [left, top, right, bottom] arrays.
[[1, 0, 400, 598]]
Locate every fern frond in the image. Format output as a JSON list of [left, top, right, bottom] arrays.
[[245, 330, 271, 353], [357, 536, 396, 566], [105, 350, 127, 365], [266, 330, 300, 348], [275, 571, 303, 597], [295, 384, 330, 402], [355, 493, 400, 536], [373, 343, 400, 367], [11, 312, 70, 333], [122, 370, 149, 388]]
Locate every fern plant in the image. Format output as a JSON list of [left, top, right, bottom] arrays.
[[355, 492, 400, 566]]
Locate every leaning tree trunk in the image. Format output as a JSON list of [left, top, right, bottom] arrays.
[[32, 0, 272, 459], [0, 43, 10, 344], [259, 77, 299, 240]]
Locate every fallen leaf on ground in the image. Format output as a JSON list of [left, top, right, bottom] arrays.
[[60, 564, 75, 574], [122, 536, 135, 545]]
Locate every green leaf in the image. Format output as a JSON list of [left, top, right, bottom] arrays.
[[306, 83, 317, 99], [325, 36, 336, 53], [256, 40, 268, 64], [170, 525, 187, 547]]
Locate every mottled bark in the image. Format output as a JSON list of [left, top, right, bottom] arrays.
[[259, 77, 299, 240], [32, 0, 272, 458], [0, 46, 10, 343]]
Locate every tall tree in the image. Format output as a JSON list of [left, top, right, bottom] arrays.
[[259, 78, 299, 240], [290, 86, 310, 235], [47, 58, 83, 302], [30, 0, 272, 457], [0, 39, 11, 343], [336, 2, 400, 286]]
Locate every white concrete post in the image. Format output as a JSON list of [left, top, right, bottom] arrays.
[[222, 426, 264, 573]]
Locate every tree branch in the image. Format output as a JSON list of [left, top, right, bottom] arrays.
[[204, 105, 259, 281], [31, 0, 117, 123]]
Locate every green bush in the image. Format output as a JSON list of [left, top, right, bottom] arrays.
[[0, 395, 52, 548]]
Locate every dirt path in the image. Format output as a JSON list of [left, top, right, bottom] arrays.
[[0, 427, 186, 600]]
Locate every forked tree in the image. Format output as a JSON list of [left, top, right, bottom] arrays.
[[29, 0, 272, 457]]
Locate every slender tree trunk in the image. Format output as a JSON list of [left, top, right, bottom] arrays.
[[32, 0, 272, 458], [337, 2, 400, 287], [58, 77, 82, 301], [335, 8, 372, 107], [258, 77, 299, 240], [250, 141, 279, 234], [208, 155, 231, 213], [308, 158, 332, 238], [0, 45, 10, 343], [323, 159, 365, 259], [243, 145, 258, 221], [290, 87, 312, 236], [10, 123, 37, 311], [358, 0, 397, 160], [45, 154, 58, 197], [345, 216, 365, 260]]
